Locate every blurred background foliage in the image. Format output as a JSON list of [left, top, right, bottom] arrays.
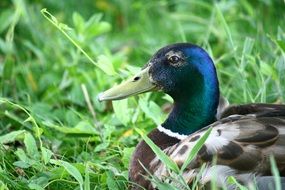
[[0, 0, 285, 189]]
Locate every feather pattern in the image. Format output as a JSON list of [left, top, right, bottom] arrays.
[[149, 104, 285, 188], [99, 43, 285, 189]]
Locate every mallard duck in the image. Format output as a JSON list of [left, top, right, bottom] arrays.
[[98, 43, 285, 190]]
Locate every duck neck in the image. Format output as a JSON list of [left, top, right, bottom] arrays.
[[161, 73, 219, 138]]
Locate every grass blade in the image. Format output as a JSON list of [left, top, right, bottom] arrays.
[[270, 155, 281, 190], [180, 127, 212, 173], [135, 128, 179, 173], [215, 3, 234, 50], [227, 176, 248, 190], [84, 163, 90, 190], [50, 159, 84, 190]]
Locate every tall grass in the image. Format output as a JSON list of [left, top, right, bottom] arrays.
[[0, 0, 284, 189]]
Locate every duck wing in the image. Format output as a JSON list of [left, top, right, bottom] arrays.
[[149, 104, 285, 189], [220, 103, 285, 118]]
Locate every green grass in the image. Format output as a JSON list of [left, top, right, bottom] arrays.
[[0, 0, 285, 189]]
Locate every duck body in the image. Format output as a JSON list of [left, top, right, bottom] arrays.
[[129, 103, 285, 190], [98, 43, 285, 189], [150, 103, 285, 189]]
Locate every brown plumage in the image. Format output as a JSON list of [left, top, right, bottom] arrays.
[[148, 103, 285, 189], [129, 129, 179, 190]]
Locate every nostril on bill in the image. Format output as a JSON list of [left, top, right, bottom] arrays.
[[133, 76, 141, 82]]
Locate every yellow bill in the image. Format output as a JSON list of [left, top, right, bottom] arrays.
[[98, 65, 156, 101]]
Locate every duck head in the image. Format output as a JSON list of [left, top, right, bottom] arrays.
[[99, 43, 220, 137]]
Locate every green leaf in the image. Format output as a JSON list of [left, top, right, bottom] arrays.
[[45, 121, 99, 136], [0, 130, 25, 144], [180, 127, 212, 172], [122, 147, 135, 168], [83, 13, 112, 39], [24, 132, 39, 159], [112, 99, 131, 126], [102, 124, 115, 139], [0, 181, 8, 190], [50, 159, 83, 190], [41, 147, 53, 165], [13, 161, 31, 169], [28, 176, 49, 190], [139, 97, 164, 125], [85, 21, 111, 37], [227, 176, 248, 190], [106, 171, 119, 190], [135, 128, 179, 173], [94, 142, 109, 152], [85, 14, 102, 26], [28, 183, 44, 190], [72, 12, 85, 33], [96, 55, 116, 76], [0, 9, 14, 33], [15, 148, 29, 163], [14, 148, 35, 168]]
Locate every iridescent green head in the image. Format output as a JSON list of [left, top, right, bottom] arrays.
[[99, 43, 219, 137]]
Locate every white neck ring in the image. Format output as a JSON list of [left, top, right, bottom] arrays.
[[157, 125, 188, 140]]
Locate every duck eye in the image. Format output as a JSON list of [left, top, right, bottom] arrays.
[[168, 55, 180, 64]]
